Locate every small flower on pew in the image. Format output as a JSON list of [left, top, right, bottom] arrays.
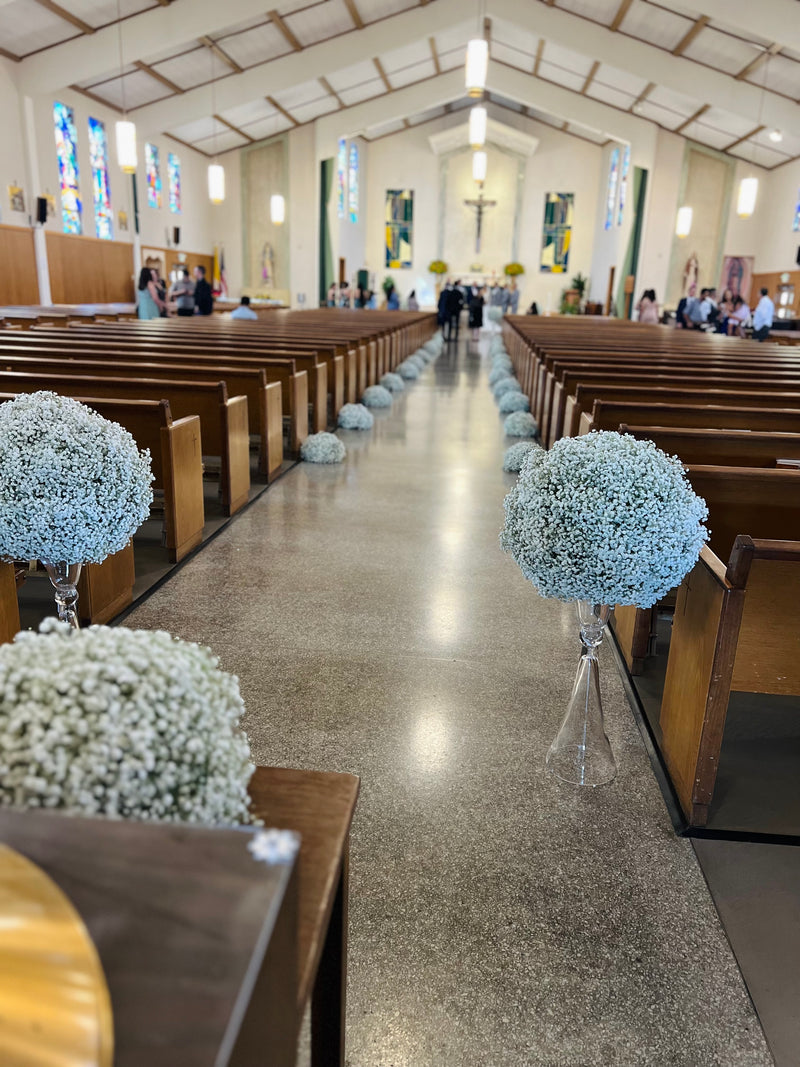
[[338, 403, 374, 431], [503, 441, 541, 472], [0, 621, 255, 824], [503, 412, 538, 438], [247, 829, 300, 865], [397, 361, 420, 380], [499, 391, 531, 414], [380, 373, 405, 393], [494, 378, 523, 399], [0, 391, 153, 565], [300, 432, 346, 464], [362, 385, 393, 409], [500, 431, 709, 608]]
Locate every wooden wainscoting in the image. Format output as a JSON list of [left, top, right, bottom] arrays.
[[0, 225, 39, 305], [750, 270, 799, 319], [142, 246, 214, 283], [46, 232, 135, 304]]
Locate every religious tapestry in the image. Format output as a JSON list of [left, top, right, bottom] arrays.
[[719, 255, 754, 301], [540, 193, 573, 273], [385, 189, 413, 268]]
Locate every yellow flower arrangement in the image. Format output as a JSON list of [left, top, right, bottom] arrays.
[[428, 260, 448, 274]]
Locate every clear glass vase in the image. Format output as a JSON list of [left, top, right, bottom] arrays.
[[43, 562, 82, 629], [546, 600, 617, 787]]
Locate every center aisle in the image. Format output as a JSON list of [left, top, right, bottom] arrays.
[[127, 335, 770, 1066]]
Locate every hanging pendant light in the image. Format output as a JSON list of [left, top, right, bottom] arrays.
[[465, 38, 488, 97], [675, 205, 692, 238], [472, 150, 487, 184], [469, 105, 487, 149], [769, 129, 783, 143], [270, 194, 285, 225], [208, 164, 225, 204], [114, 0, 137, 173]]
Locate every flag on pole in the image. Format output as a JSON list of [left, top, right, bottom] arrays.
[[212, 244, 221, 296], [219, 246, 228, 298]]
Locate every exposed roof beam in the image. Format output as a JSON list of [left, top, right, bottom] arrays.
[[629, 80, 655, 112], [580, 60, 600, 95], [198, 35, 243, 74], [735, 41, 781, 81], [672, 103, 710, 133], [671, 15, 709, 57], [68, 82, 122, 113], [533, 38, 544, 77], [343, 0, 364, 29], [134, 59, 184, 95], [163, 132, 211, 158], [373, 56, 392, 92], [319, 76, 344, 108], [656, 0, 800, 54], [429, 36, 441, 75], [0, 46, 20, 61], [266, 94, 299, 126], [213, 112, 254, 142], [32, 0, 94, 34], [268, 8, 303, 51], [722, 124, 765, 151], [609, 0, 634, 32]]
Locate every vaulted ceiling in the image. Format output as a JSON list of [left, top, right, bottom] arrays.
[[1, 0, 798, 167]]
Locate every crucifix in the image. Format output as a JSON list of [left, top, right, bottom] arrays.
[[464, 189, 497, 254]]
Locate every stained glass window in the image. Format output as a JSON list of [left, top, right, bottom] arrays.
[[168, 152, 181, 213], [385, 189, 413, 268], [605, 147, 620, 231], [540, 193, 573, 273], [54, 101, 82, 235], [145, 143, 162, 209], [87, 117, 113, 240], [337, 138, 346, 219], [348, 143, 359, 223], [617, 145, 630, 227], [793, 189, 800, 232]]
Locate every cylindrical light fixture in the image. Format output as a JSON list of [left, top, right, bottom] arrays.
[[472, 150, 487, 184], [270, 194, 285, 225], [115, 120, 137, 174], [208, 163, 225, 204], [469, 105, 487, 149], [737, 176, 758, 218], [465, 38, 488, 97], [675, 205, 692, 238]]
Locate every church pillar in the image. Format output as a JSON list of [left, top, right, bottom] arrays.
[[20, 94, 52, 305]]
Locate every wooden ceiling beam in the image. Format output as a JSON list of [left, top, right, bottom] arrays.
[[213, 112, 254, 142], [672, 102, 709, 133], [580, 59, 600, 95], [163, 132, 212, 158], [266, 94, 299, 126], [672, 14, 709, 57], [68, 83, 122, 113], [629, 80, 655, 111], [722, 123, 765, 151], [609, 0, 634, 32], [343, 0, 364, 29], [32, 0, 94, 34], [319, 76, 344, 108], [533, 38, 544, 77], [134, 59, 183, 95], [268, 9, 303, 52], [735, 41, 781, 81], [373, 56, 392, 92], [429, 36, 441, 75], [198, 35, 243, 74]]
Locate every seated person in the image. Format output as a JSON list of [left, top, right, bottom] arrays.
[[683, 288, 710, 329], [230, 295, 258, 321], [727, 296, 750, 337]]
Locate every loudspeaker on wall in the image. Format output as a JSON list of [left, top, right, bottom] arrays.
[[36, 197, 47, 225]]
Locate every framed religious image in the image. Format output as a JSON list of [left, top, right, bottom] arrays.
[[540, 192, 574, 273], [8, 185, 25, 213], [719, 255, 754, 301], [118, 210, 128, 231]]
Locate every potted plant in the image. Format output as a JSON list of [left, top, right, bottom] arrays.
[[503, 262, 525, 277], [428, 260, 448, 299]]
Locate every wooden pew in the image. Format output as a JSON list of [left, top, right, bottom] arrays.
[[618, 425, 800, 468], [0, 561, 20, 643], [0, 371, 250, 516], [660, 536, 800, 827], [584, 400, 800, 436]]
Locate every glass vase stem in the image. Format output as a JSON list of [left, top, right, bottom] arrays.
[[44, 562, 82, 630]]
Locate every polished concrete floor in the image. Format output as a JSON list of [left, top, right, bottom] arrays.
[[127, 336, 771, 1066]]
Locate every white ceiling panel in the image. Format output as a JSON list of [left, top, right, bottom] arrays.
[[636, 100, 688, 129], [194, 129, 250, 154], [649, 84, 700, 117], [381, 38, 431, 72], [682, 28, 762, 76], [79, 62, 136, 89], [588, 83, 636, 111], [748, 53, 800, 98], [438, 46, 466, 72], [366, 118, 405, 138], [491, 15, 539, 56], [275, 78, 332, 107], [408, 105, 446, 125], [543, 41, 595, 77], [275, 0, 313, 14], [285, 0, 354, 48], [619, 1, 693, 51], [170, 116, 230, 143], [151, 48, 213, 91], [752, 127, 800, 157], [701, 106, 760, 138], [337, 77, 385, 105], [570, 123, 607, 144], [528, 107, 564, 129], [216, 22, 291, 68], [0, 1, 79, 56], [67, 0, 155, 27], [327, 59, 382, 90], [729, 143, 792, 169], [356, 0, 417, 23], [290, 95, 340, 122], [221, 99, 278, 126], [91, 69, 170, 109], [210, 16, 269, 40], [537, 61, 587, 93], [433, 20, 473, 55], [240, 113, 293, 140], [388, 57, 436, 88], [555, 0, 620, 23], [596, 62, 648, 97], [490, 41, 533, 72], [706, 20, 773, 50], [682, 122, 735, 150]]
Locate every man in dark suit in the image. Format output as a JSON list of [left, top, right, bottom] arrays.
[[445, 280, 463, 342], [193, 265, 214, 316]]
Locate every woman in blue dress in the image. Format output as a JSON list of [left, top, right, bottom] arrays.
[[137, 267, 165, 320]]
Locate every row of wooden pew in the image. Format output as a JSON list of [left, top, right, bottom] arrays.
[[0, 309, 437, 641], [503, 316, 800, 829]]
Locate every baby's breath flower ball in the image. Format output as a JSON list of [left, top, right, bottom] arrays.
[[0, 621, 255, 824], [338, 403, 374, 430], [501, 431, 709, 608], [494, 378, 523, 399], [397, 361, 420, 380], [0, 392, 153, 565], [362, 385, 393, 409], [489, 366, 512, 387], [380, 372, 405, 393], [407, 354, 427, 370], [504, 411, 538, 438], [503, 441, 541, 472], [300, 432, 346, 464], [499, 391, 531, 414]]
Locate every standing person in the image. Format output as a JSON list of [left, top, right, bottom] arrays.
[[438, 283, 450, 333], [193, 265, 213, 315], [169, 268, 195, 317], [230, 296, 258, 320], [501, 284, 512, 315], [386, 286, 400, 310], [752, 287, 774, 342], [509, 281, 520, 315], [715, 288, 734, 333], [468, 285, 485, 340], [407, 290, 419, 311], [338, 282, 351, 308], [446, 280, 463, 341], [136, 267, 165, 320], [326, 282, 337, 307], [152, 268, 168, 316], [491, 282, 503, 309], [637, 289, 659, 324]]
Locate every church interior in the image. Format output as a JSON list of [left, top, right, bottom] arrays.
[[0, 0, 799, 1064]]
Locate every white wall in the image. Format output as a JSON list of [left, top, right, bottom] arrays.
[[637, 128, 683, 306], [0, 60, 32, 228], [746, 158, 800, 274], [289, 123, 318, 308]]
